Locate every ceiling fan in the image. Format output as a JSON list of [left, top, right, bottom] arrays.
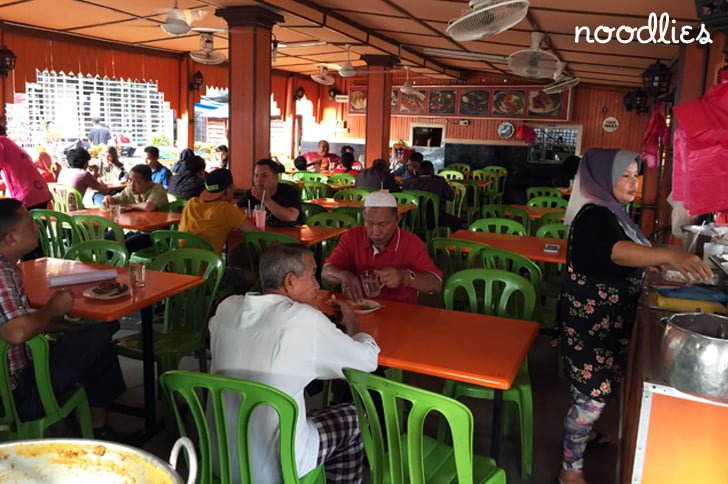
[[160, 0, 208, 35], [400, 67, 426, 101], [311, 66, 336, 86], [508, 32, 560, 79], [446, 0, 530, 41], [190, 34, 226, 65], [271, 40, 328, 62], [543, 61, 580, 93]]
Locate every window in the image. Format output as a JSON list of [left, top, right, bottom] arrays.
[[411, 125, 444, 147]]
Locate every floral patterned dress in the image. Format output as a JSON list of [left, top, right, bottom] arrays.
[[559, 204, 644, 401]]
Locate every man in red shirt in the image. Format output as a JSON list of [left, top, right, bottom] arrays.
[[302, 140, 341, 172], [322, 191, 442, 304]]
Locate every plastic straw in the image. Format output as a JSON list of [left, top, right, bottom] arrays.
[[688, 220, 706, 254], [247, 199, 251, 215], [261, 190, 266, 207]]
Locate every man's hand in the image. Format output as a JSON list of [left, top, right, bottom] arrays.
[[342, 272, 365, 303], [47, 289, 74, 318], [375, 267, 406, 289], [339, 300, 362, 335], [102, 195, 114, 208], [250, 185, 265, 203]]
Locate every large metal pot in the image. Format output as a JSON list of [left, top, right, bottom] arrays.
[[0, 437, 196, 483], [660, 312, 728, 403]]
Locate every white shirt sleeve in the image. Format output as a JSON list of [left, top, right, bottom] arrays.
[[312, 314, 380, 379]]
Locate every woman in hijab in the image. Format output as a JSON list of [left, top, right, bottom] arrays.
[[172, 148, 195, 175], [558, 149, 711, 484], [168, 155, 206, 200]]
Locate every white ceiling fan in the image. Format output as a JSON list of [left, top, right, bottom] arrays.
[[543, 61, 580, 93], [160, 0, 208, 35], [311, 66, 336, 85], [190, 34, 226, 65], [446, 0, 530, 41], [508, 32, 560, 79], [400, 67, 426, 101]]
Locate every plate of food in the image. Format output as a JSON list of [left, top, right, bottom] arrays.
[[349, 299, 382, 314], [82, 282, 130, 300], [528, 91, 562, 115], [492, 90, 525, 115]]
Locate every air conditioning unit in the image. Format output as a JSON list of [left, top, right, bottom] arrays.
[[334, 94, 349, 103]]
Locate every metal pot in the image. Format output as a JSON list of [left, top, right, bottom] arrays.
[[660, 312, 728, 403], [0, 436, 197, 483]]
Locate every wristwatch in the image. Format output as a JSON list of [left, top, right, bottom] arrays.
[[407, 269, 416, 286]]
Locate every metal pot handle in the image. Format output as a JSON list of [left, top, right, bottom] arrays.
[[169, 437, 198, 484]]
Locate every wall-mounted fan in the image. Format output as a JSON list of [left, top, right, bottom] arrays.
[[508, 32, 559, 79], [271, 39, 328, 62], [446, 0, 530, 41], [311, 66, 336, 85], [400, 67, 426, 101], [543, 61, 580, 93], [160, 0, 208, 35], [190, 34, 226, 65]]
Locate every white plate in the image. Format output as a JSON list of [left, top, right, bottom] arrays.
[[349, 299, 382, 314], [82, 285, 130, 300]]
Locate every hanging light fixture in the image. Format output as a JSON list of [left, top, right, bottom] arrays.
[[0, 47, 16, 77], [623, 91, 635, 112], [189, 70, 204, 91], [642, 60, 672, 98], [633, 89, 649, 114]]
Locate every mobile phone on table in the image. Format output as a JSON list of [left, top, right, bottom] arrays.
[[544, 243, 560, 253]]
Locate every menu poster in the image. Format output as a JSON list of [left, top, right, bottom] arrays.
[[492, 90, 526, 116], [459, 89, 490, 115], [428, 89, 456, 114], [399, 91, 427, 114], [528, 90, 567, 118], [349, 88, 367, 113]]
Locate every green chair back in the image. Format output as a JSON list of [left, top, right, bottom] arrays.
[[536, 223, 568, 240], [439, 169, 465, 181], [150, 230, 213, 255], [460, 180, 482, 223], [527, 196, 568, 209], [31, 209, 76, 258], [334, 188, 370, 201], [329, 173, 356, 186], [468, 217, 526, 235], [301, 202, 327, 221], [444, 268, 535, 321], [306, 212, 356, 228], [71, 214, 125, 243], [168, 199, 188, 213], [332, 207, 362, 225], [242, 232, 299, 275], [291, 172, 329, 183], [540, 210, 566, 225], [446, 163, 471, 173], [526, 187, 563, 200], [479, 248, 542, 294], [392, 192, 418, 232], [65, 240, 129, 267], [160, 370, 325, 484], [480, 204, 530, 233], [279, 180, 303, 198], [343, 367, 506, 484], [0, 336, 93, 441], [445, 181, 467, 219], [167, 193, 180, 202], [48, 183, 84, 212], [301, 181, 334, 200], [404, 190, 439, 241], [480, 166, 508, 193], [431, 237, 488, 278]]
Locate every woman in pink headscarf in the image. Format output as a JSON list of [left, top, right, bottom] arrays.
[[557, 148, 711, 484], [34, 151, 58, 183], [0, 136, 51, 210]]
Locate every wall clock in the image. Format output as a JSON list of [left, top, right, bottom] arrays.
[[498, 122, 515, 139]]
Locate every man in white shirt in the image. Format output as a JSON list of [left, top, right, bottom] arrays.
[[210, 243, 379, 484]]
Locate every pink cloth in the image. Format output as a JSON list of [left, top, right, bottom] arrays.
[[0, 136, 51, 208], [57, 167, 102, 195], [640, 102, 670, 168]]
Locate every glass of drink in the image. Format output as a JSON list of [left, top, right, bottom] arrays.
[[129, 262, 146, 288], [254, 205, 266, 229], [109, 204, 121, 223], [360, 269, 381, 298]]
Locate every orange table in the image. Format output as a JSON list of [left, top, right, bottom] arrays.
[[510, 204, 564, 220], [21, 258, 203, 435], [71, 208, 181, 231], [452, 229, 567, 264], [228, 224, 347, 249], [307, 198, 416, 216], [318, 291, 539, 460], [292, 180, 347, 191]]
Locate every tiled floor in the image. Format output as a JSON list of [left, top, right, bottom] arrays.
[[107, 315, 619, 483]]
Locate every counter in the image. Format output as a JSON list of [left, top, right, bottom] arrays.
[[620, 290, 728, 483]]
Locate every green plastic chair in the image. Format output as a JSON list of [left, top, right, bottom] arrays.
[[480, 205, 531, 234], [392, 192, 418, 232], [71, 214, 125, 243], [343, 367, 506, 484], [31, 209, 77, 258], [431, 237, 489, 279], [439, 169, 465, 181], [161, 370, 325, 484], [480, 166, 508, 194], [536, 223, 568, 240], [306, 212, 356, 228], [540, 210, 566, 226], [334, 188, 370, 201], [443, 268, 535, 480], [301, 202, 327, 221], [527, 196, 568, 209], [115, 249, 224, 376], [64, 240, 129, 267], [291, 172, 329, 183], [525, 187, 564, 200], [0, 336, 93, 441], [461, 180, 482, 223], [167, 193, 180, 202], [445, 181, 467, 220], [242, 232, 299, 275], [446, 163, 471, 173], [150, 230, 213, 255], [168, 199, 188, 213], [48, 183, 84, 212], [479, 248, 542, 295], [301, 180, 334, 200], [280, 179, 303, 198], [329, 173, 356, 186], [469, 217, 526, 236], [404, 190, 439, 244], [332, 206, 363, 225]]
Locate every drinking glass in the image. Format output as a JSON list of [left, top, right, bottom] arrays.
[[254, 205, 266, 229], [109, 204, 121, 223], [129, 262, 146, 288], [360, 269, 381, 298]]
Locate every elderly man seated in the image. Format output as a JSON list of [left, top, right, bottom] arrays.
[[322, 190, 442, 303], [210, 243, 379, 484], [0, 199, 126, 437]]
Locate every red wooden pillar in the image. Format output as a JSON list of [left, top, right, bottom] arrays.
[[216, 6, 282, 188], [362, 55, 397, 166], [177, 57, 197, 149]]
